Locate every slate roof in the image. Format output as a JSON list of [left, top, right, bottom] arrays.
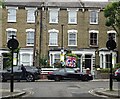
[[4, 0, 109, 8]]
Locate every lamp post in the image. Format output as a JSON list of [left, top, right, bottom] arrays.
[[60, 25, 64, 66], [7, 35, 19, 92], [106, 36, 116, 91]]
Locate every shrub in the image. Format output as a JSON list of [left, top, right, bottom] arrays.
[[114, 63, 120, 69], [99, 68, 110, 73]]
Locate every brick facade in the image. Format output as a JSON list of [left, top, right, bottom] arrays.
[[1, 1, 118, 73]]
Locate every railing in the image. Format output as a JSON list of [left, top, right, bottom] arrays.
[[41, 68, 58, 75]]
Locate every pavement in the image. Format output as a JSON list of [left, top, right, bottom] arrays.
[[0, 79, 120, 98], [0, 89, 26, 99]]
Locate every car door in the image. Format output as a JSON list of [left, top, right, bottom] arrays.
[[65, 68, 77, 79], [13, 66, 22, 80]]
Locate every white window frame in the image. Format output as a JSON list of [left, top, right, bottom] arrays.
[[107, 30, 116, 41], [89, 30, 99, 46], [6, 28, 17, 42], [48, 29, 59, 46], [6, 6, 18, 22], [67, 8, 78, 24], [26, 29, 35, 46], [25, 7, 37, 23], [49, 51, 61, 66], [89, 10, 99, 24], [68, 30, 77, 46], [48, 8, 60, 24]]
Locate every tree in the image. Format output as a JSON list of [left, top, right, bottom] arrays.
[[104, 1, 120, 35], [104, 1, 120, 62]]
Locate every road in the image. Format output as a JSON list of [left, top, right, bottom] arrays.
[[1, 80, 120, 98]]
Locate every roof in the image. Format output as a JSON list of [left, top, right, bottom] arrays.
[[4, 0, 109, 8]]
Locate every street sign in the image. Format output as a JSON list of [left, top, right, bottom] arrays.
[[106, 39, 116, 50], [7, 38, 19, 50]]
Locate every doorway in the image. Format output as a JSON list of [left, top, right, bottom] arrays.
[[85, 55, 91, 70]]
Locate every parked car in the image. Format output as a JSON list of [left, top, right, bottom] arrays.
[[0, 66, 41, 82], [47, 68, 93, 81], [113, 68, 120, 81]]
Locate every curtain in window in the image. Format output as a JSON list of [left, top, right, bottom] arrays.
[[50, 10, 58, 23], [22, 54, 30, 66], [49, 32, 58, 45], [90, 11, 98, 23], [69, 11, 76, 23], [27, 31, 34, 45], [8, 9, 16, 22], [69, 33, 76, 45], [7, 31, 16, 41], [27, 10, 35, 22]]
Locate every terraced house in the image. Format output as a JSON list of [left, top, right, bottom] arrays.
[[0, 0, 118, 74]]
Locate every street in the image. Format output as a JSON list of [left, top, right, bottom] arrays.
[[1, 80, 120, 98]]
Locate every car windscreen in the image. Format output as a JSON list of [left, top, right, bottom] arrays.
[[65, 68, 75, 73]]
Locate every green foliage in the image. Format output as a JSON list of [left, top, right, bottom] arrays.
[[65, 53, 78, 59], [114, 63, 120, 69], [104, 1, 120, 34], [98, 63, 120, 73], [3, 48, 20, 69], [99, 68, 110, 73], [39, 55, 48, 67], [0, 0, 5, 8]]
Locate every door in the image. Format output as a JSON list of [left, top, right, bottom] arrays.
[[85, 55, 91, 70]]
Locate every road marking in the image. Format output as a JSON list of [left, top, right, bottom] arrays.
[[22, 88, 34, 97], [88, 89, 108, 98]]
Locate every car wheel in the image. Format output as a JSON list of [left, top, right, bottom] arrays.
[[116, 78, 120, 82], [54, 76, 60, 81], [26, 74, 35, 82]]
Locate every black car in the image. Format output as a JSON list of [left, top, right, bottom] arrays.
[[113, 68, 120, 81], [0, 66, 40, 82], [47, 68, 93, 81]]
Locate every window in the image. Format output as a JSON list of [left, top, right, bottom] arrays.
[[22, 54, 30, 66], [89, 30, 99, 46], [89, 10, 99, 24], [107, 30, 116, 41], [48, 8, 59, 23], [6, 7, 18, 22], [25, 7, 37, 23], [6, 28, 17, 41], [68, 30, 77, 46], [26, 29, 35, 46], [48, 29, 59, 46], [106, 54, 111, 68], [54, 54, 60, 63], [67, 8, 78, 24]]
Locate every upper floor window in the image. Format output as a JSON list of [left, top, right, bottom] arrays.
[[26, 29, 35, 46], [25, 7, 37, 23], [6, 28, 17, 41], [6, 7, 18, 22], [48, 29, 59, 46], [107, 30, 116, 41], [68, 30, 77, 46], [67, 8, 78, 24], [89, 10, 99, 24], [48, 8, 60, 23], [89, 30, 99, 46]]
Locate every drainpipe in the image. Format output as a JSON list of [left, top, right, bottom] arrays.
[[39, 3, 43, 67], [33, 10, 38, 66]]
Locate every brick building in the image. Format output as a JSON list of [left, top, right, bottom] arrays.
[[0, 0, 118, 74]]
